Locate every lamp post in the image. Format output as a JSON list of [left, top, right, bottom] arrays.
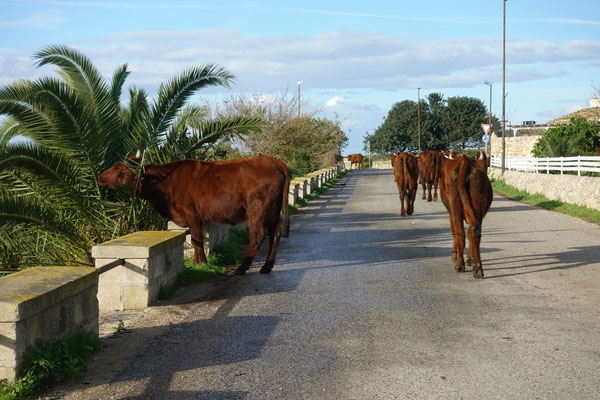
[[485, 81, 492, 156], [501, 0, 506, 174], [417, 86, 421, 152], [297, 80, 303, 116]]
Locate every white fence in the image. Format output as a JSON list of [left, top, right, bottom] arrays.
[[490, 155, 600, 176]]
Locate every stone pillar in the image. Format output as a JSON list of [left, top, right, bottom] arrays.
[[0, 267, 98, 381], [92, 231, 186, 311], [167, 221, 230, 258], [289, 182, 299, 206]]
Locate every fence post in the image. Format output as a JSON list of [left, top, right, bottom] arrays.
[[577, 155, 581, 176], [560, 157, 563, 175], [546, 158, 549, 174]]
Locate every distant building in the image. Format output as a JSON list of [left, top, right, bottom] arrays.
[[490, 98, 600, 158]]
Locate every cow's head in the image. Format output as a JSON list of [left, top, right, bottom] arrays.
[[98, 152, 142, 193]]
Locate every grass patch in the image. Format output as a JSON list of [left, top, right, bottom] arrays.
[[491, 178, 600, 224], [159, 227, 250, 299], [0, 329, 101, 400]]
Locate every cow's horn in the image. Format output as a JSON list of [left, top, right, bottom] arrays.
[[449, 152, 454, 159], [135, 149, 141, 158], [479, 152, 484, 160]]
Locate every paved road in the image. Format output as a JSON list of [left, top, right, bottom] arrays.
[[57, 169, 600, 399]]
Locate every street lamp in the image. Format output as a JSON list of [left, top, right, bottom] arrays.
[[297, 81, 303, 116], [501, 0, 507, 174], [417, 86, 421, 152], [484, 81, 492, 156]]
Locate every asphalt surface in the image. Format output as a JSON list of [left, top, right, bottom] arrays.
[[54, 169, 600, 400]]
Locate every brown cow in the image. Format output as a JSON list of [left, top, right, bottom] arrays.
[[439, 152, 492, 279], [348, 153, 363, 169], [417, 150, 439, 202], [97, 154, 291, 275], [392, 152, 419, 216]]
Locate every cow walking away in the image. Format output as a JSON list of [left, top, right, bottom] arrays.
[[417, 150, 439, 202], [392, 152, 419, 216], [98, 154, 291, 275], [439, 153, 493, 279]]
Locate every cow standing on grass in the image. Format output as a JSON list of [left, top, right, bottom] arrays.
[[392, 152, 419, 216], [98, 154, 291, 275], [439, 152, 492, 279]]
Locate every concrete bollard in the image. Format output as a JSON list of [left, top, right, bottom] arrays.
[[0, 267, 99, 381], [168, 221, 230, 258], [92, 231, 186, 311]]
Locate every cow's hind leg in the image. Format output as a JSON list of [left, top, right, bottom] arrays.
[[260, 218, 282, 274], [467, 223, 484, 279], [449, 211, 465, 272], [426, 182, 433, 202]]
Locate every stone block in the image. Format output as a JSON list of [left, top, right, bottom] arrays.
[[0, 267, 98, 381], [122, 286, 151, 310], [92, 231, 185, 259], [289, 183, 299, 205]]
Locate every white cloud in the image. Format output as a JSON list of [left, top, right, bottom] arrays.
[[327, 95, 345, 107]]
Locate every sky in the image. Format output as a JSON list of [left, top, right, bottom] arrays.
[[1, 0, 599, 154]]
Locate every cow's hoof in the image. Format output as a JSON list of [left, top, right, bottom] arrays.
[[407, 208, 414, 216], [451, 250, 458, 262], [473, 270, 484, 279], [234, 267, 247, 275], [400, 212, 406, 217], [466, 257, 472, 266], [455, 262, 465, 273], [260, 262, 273, 274]]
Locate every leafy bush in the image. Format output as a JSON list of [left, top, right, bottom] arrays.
[[0, 329, 101, 399], [532, 117, 600, 158]]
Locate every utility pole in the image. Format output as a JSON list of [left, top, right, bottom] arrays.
[[485, 81, 492, 156], [297, 81, 303, 116], [502, 0, 507, 174], [417, 86, 421, 152]]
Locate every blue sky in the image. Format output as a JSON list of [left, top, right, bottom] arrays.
[[1, 1, 599, 154]]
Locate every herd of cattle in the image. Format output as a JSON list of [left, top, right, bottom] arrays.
[[97, 149, 492, 280], [391, 150, 493, 279]]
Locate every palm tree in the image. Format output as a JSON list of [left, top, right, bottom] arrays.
[[0, 45, 261, 269]]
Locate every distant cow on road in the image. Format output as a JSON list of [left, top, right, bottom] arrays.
[[98, 154, 291, 275], [348, 154, 364, 169], [417, 150, 440, 202], [392, 152, 419, 216], [439, 152, 492, 279]]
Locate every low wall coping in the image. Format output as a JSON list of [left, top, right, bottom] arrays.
[[0, 267, 98, 322], [92, 231, 186, 259]]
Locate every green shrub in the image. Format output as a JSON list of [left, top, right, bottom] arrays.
[[0, 329, 101, 399]]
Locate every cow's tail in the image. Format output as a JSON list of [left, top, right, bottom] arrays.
[[456, 157, 478, 226], [402, 155, 409, 195], [279, 162, 291, 238]]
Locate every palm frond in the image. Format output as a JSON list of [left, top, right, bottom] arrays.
[[110, 63, 130, 105], [150, 64, 234, 137]]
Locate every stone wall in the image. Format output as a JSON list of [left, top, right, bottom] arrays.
[[490, 134, 541, 158], [488, 168, 600, 211], [0, 267, 98, 381]]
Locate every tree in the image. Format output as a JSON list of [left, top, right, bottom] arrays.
[[216, 91, 348, 176], [365, 94, 491, 154], [442, 96, 488, 150], [532, 117, 600, 158], [0, 45, 261, 269], [365, 100, 418, 153]]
